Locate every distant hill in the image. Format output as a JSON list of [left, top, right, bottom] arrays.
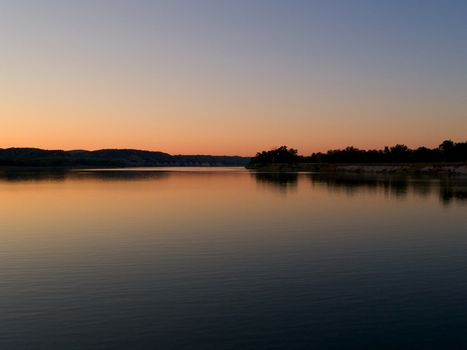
[[0, 148, 250, 167]]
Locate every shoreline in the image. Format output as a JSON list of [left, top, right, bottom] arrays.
[[246, 163, 467, 175]]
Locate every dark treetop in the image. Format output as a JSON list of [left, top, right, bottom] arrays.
[[247, 140, 467, 167]]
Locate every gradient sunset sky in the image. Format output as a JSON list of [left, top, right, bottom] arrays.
[[1, 0, 466, 156]]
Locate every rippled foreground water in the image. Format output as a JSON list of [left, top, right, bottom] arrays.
[[1, 167, 467, 349]]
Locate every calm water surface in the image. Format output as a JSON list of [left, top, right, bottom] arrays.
[[1, 167, 467, 349]]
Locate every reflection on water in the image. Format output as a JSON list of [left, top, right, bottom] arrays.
[[252, 172, 298, 192], [0, 168, 69, 182], [439, 177, 467, 204], [2, 168, 466, 206], [251, 171, 467, 205], [0, 168, 172, 182], [1, 168, 467, 349]]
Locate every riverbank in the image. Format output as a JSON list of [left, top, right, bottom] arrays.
[[246, 163, 467, 175]]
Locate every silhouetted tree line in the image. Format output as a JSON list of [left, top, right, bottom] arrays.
[[310, 140, 467, 163], [248, 141, 467, 166], [248, 146, 302, 166]]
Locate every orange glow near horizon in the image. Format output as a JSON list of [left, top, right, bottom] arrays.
[[2, 96, 465, 156], [2, 74, 466, 156]]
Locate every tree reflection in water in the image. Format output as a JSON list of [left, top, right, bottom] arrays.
[[252, 170, 467, 205]]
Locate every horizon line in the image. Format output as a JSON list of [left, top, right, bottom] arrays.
[[1, 138, 464, 158]]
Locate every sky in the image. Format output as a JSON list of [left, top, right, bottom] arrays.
[[1, 0, 466, 156]]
